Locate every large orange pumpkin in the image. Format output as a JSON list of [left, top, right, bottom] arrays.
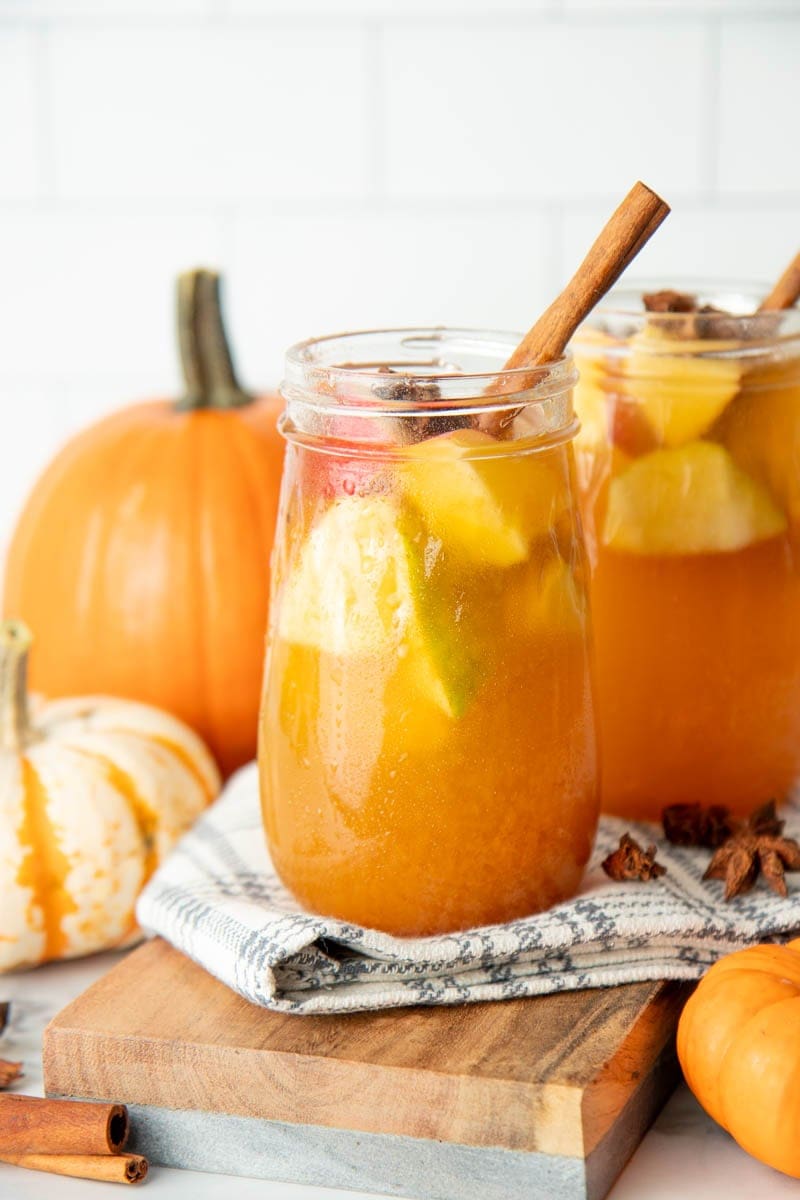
[[3, 270, 284, 776], [677, 939, 800, 1178]]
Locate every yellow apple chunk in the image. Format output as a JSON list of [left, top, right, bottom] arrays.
[[625, 328, 741, 448], [715, 368, 800, 527], [503, 556, 586, 640], [604, 441, 787, 555], [401, 428, 563, 567], [279, 494, 476, 718]]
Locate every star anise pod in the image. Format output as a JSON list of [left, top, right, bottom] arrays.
[[703, 801, 800, 900], [641, 289, 756, 341], [602, 833, 667, 883], [642, 289, 697, 314], [372, 374, 460, 440], [662, 803, 735, 849], [746, 799, 785, 838]]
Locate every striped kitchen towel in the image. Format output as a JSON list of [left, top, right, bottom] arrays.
[[137, 763, 800, 1014]]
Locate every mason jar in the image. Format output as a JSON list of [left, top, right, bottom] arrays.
[[572, 285, 800, 820], [259, 328, 598, 936]]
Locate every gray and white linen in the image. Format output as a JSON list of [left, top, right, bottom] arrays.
[[137, 763, 800, 1014]]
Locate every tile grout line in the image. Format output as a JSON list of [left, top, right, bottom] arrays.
[[31, 21, 57, 201], [363, 19, 385, 206], [701, 15, 722, 201], [1, 6, 798, 32], [543, 202, 566, 294], [2, 194, 800, 219]]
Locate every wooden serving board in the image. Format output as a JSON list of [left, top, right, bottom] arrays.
[[44, 939, 691, 1200]]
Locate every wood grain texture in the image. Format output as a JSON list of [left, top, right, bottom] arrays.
[[43, 939, 691, 1161]]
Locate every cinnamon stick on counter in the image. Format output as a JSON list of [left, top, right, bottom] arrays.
[[0, 1094, 129, 1155], [0, 1151, 148, 1185], [759, 249, 800, 312]]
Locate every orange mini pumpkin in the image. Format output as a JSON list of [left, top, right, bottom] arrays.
[[678, 939, 800, 1178], [3, 270, 284, 777]]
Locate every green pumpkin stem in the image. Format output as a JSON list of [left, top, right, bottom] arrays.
[[0, 620, 34, 753], [176, 269, 253, 411]]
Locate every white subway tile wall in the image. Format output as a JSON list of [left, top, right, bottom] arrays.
[[0, 29, 41, 198], [0, 0, 798, 529]]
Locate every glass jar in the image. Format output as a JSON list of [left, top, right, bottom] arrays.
[[259, 328, 598, 937], [572, 285, 800, 820]]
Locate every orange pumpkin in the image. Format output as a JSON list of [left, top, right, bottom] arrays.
[[678, 939, 800, 1178], [3, 270, 284, 777]]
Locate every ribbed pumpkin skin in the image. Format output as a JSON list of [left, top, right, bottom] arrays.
[[677, 939, 800, 1178], [0, 693, 220, 971], [3, 396, 284, 776]]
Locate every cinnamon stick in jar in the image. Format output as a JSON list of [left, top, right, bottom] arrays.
[[505, 182, 670, 372], [759, 250, 800, 312], [478, 180, 670, 434], [0, 1093, 129, 1155], [0, 1151, 148, 1185]]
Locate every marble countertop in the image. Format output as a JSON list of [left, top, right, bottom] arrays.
[[1, 951, 796, 1200]]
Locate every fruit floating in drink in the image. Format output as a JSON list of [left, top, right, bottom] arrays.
[[259, 183, 668, 934], [259, 330, 597, 936], [573, 279, 800, 820]]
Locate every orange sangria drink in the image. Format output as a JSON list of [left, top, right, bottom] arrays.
[[259, 329, 598, 936], [573, 287, 800, 820]]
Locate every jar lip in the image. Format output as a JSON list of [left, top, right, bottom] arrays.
[[572, 280, 800, 362], [578, 279, 776, 321], [283, 326, 576, 408]]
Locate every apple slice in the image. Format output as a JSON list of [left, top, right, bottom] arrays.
[[574, 350, 658, 459], [573, 375, 609, 453], [503, 556, 587, 640], [624, 327, 741, 448], [714, 366, 800, 527], [603, 441, 787, 555], [401, 428, 564, 568], [279, 494, 478, 717]]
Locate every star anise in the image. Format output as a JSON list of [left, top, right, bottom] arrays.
[[372, 373, 461, 440], [641, 289, 756, 341], [602, 833, 667, 883], [703, 801, 800, 900], [662, 803, 735, 849], [642, 289, 697, 314]]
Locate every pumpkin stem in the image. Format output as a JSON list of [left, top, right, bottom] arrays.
[[0, 620, 34, 752], [175, 268, 253, 411]]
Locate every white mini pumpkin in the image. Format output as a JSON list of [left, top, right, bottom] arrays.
[[0, 620, 220, 970]]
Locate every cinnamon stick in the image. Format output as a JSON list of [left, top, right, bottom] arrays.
[[0, 1151, 148, 1184], [505, 182, 670, 371], [477, 182, 669, 435], [0, 1094, 129, 1155], [758, 250, 800, 312]]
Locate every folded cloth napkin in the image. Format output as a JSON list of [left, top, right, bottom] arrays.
[[137, 763, 800, 1015]]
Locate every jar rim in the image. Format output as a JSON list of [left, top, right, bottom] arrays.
[[572, 280, 800, 363], [283, 326, 577, 410], [576, 279, 777, 321]]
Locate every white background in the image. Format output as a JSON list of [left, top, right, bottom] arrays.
[[0, 0, 799, 529]]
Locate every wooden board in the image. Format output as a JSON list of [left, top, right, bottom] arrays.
[[43, 939, 692, 1200]]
